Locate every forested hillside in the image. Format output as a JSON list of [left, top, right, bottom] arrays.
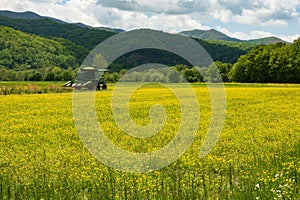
[[180, 29, 241, 42], [0, 14, 252, 68], [0, 27, 80, 81], [109, 39, 250, 72], [0, 15, 116, 50], [195, 38, 250, 64], [180, 29, 287, 44], [0, 10, 299, 83], [0, 27, 79, 69]]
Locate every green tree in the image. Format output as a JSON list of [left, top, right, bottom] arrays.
[[92, 54, 107, 68], [205, 64, 223, 83], [62, 70, 72, 81], [44, 72, 55, 81], [167, 68, 181, 83], [28, 72, 43, 81], [214, 61, 232, 82], [229, 40, 300, 83], [0, 67, 9, 81]]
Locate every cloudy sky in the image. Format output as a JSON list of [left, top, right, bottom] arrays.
[[0, 0, 299, 42]]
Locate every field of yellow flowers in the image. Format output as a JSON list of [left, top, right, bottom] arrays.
[[0, 83, 299, 199]]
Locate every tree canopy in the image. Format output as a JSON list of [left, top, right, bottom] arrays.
[[229, 39, 300, 83], [0, 26, 79, 70]]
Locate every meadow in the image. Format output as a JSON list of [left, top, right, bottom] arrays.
[[0, 83, 299, 199], [0, 82, 72, 95]]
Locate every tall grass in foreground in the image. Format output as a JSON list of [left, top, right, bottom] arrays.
[[0, 84, 299, 199]]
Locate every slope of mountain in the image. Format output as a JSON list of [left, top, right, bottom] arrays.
[[180, 29, 288, 45], [0, 10, 124, 33], [0, 10, 66, 24], [0, 10, 43, 19], [180, 29, 242, 42], [247, 36, 288, 45], [0, 10, 258, 70], [0, 15, 116, 50], [0, 26, 82, 69], [74, 22, 125, 33], [0, 26, 250, 73]]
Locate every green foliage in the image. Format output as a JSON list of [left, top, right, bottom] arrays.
[[180, 29, 287, 45], [229, 39, 300, 83], [0, 66, 76, 82], [247, 36, 288, 45], [0, 27, 81, 81], [194, 38, 250, 64], [104, 72, 120, 83], [208, 40, 256, 51], [0, 15, 256, 75], [181, 66, 203, 82], [0, 15, 116, 50], [108, 48, 192, 72], [203, 61, 233, 82], [44, 72, 55, 81], [59, 27, 116, 50], [0, 26, 78, 70], [109, 65, 209, 83], [215, 61, 233, 82], [166, 68, 181, 83], [180, 29, 242, 42], [28, 72, 43, 81], [0, 14, 299, 84], [108, 41, 249, 73]]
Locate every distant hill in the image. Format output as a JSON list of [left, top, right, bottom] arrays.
[[0, 14, 116, 50], [180, 29, 242, 42], [0, 26, 81, 69], [246, 36, 288, 45], [0, 10, 66, 24], [0, 26, 250, 73], [0, 10, 124, 33], [0, 10, 43, 19], [0, 10, 260, 71], [74, 22, 125, 33], [180, 29, 288, 45]]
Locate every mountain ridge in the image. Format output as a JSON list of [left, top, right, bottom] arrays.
[[180, 29, 242, 42], [0, 10, 66, 24], [0, 14, 117, 50], [0, 10, 290, 72], [0, 10, 288, 44], [0, 10, 124, 33], [179, 29, 288, 44]]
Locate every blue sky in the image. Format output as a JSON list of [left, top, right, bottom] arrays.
[[0, 0, 299, 42]]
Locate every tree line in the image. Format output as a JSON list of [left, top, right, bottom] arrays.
[[104, 37, 300, 84], [0, 66, 76, 82], [229, 39, 300, 83], [104, 63, 232, 83]]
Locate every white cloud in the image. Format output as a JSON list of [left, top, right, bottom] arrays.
[[93, 5, 210, 32], [216, 26, 273, 39], [95, 0, 300, 27], [0, 0, 101, 26], [96, 0, 210, 15], [0, 0, 299, 40], [215, 26, 300, 42], [280, 34, 300, 43], [215, 0, 300, 25]]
